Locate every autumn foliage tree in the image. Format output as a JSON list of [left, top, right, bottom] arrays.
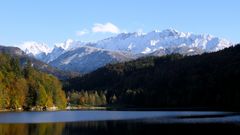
[[0, 54, 67, 110]]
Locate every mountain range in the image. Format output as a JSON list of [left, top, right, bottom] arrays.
[[21, 29, 233, 73]]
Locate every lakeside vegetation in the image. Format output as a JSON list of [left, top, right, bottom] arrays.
[[0, 53, 108, 111], [67, 90, 107, 107], [0, 54, 66, 110]]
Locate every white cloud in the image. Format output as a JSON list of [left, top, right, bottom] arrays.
[[92, 22, 120, 34], [76, 29, 89, 37]]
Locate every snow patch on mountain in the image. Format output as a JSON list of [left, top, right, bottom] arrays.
[[142, 47, 151, 54], [150, 40, 160, 46], [62, 54, 78, 65]]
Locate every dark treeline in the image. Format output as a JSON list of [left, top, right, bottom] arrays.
[[0, 53, 67, 110], [64, 44, 240, 110]]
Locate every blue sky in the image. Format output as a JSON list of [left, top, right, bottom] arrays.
[[0, 0, 239, 47]]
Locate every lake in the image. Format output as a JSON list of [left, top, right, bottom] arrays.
[[0, 110, 240, 135]]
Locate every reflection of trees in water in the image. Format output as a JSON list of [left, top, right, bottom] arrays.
[[0, 123, 65, 135], [0, 124, 29, 135], [31, 123, 65, 135], [0, 121, 139, 135]]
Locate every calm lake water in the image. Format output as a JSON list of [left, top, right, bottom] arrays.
[[0, 110, 240, 135]]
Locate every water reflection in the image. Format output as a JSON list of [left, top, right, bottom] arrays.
[[0, 123, 65, 135], [1, 121, 240, 135]]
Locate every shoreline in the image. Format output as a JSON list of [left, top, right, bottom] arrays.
[[0, 106, 108, 112], [1, 106, 240, 112]]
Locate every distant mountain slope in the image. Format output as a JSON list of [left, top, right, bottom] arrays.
[[0, 45, 79, 80], [49, 46, 135, 73], [64, 44, 240, 110], [0, 45, 25, 56], [148, 46, 204, 56]]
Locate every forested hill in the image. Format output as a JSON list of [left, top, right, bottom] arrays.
[[0, 45, 80, 80], [0, 54, 66, 110], [64, 44, 240, 109]]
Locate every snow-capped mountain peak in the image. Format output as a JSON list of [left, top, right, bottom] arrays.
[[55, 39, 74, 50], [18, 41, 52, 56], [41, 39, 90, 63], [96, 29, 233, 54], [55, 39, 87, 51]]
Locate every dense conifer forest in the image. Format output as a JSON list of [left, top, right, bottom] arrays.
[[64, 44, 240, 110]]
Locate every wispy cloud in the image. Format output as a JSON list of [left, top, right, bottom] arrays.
[[92, 22, 120, 34], [76, 29, 89, 37]]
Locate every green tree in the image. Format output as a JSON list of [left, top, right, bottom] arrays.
[[36, 84, 48, 107]]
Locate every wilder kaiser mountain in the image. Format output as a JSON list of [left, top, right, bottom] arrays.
[[21, 29, 233, 73]]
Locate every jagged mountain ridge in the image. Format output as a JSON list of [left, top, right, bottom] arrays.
[[94, 29, 231, 54], [21, 29, 233, 73]]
